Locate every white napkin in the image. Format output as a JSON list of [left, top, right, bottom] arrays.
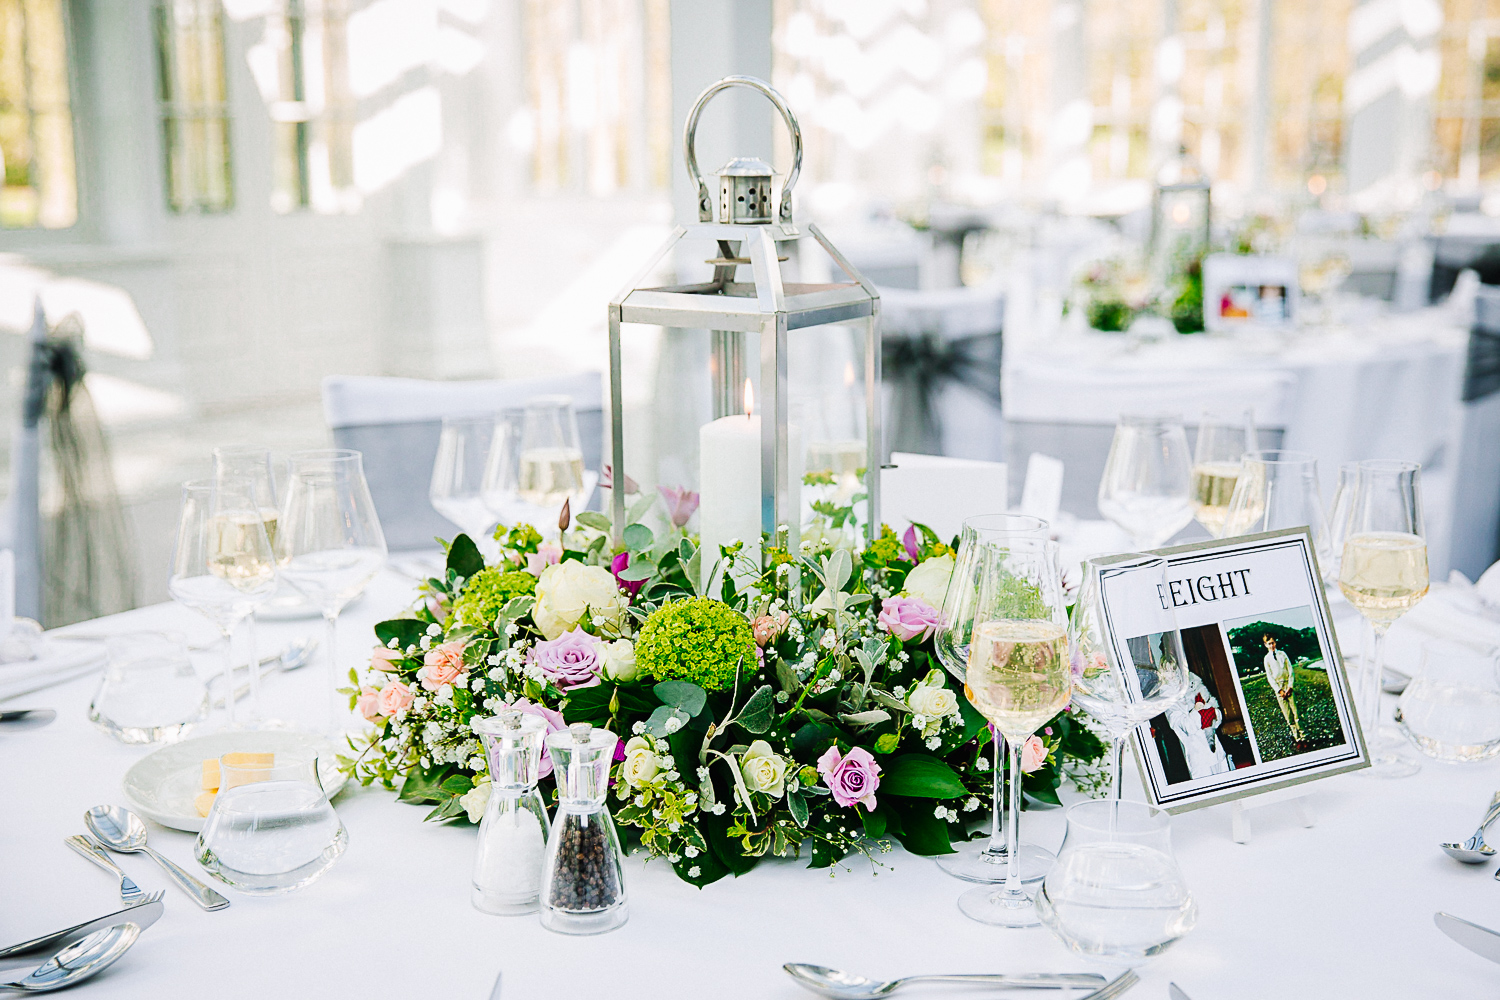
[[0, 638, 106, 703], [0, 549, 12, 645]]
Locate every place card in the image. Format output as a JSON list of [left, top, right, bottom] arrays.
[[1095, 527, 1368, 813]]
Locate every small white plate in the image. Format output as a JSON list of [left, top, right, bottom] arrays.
[[123, 729, 351, 833]]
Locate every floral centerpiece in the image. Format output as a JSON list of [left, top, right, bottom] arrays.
[[340, 490, 1105, 886]]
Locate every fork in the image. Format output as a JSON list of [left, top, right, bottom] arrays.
[[1083, 970, 1139, 1000], [64, 835, 143, 904]]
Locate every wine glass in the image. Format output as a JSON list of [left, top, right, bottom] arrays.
[[168, 479, 277, 729], [1221, 451, 1330, 563], [1338, 460, 1428, 778], [517, 396, 586, 512], [1098, 414, 1195, 549], [955, 535, 1070, 927], [1036, 799, 1196, 963], [1190, 412, 1254, 537], [1323, 461, 1360, 592], [213, 446, 279, 722], [1070, 555, 1190, 800], [431, 415, 500, 544], [276, 450, 387, 734], [934, 513, 1055, 884]]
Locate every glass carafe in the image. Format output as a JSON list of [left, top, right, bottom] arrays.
[[1396, 639, 1500, 762], [472, 711, 550, 914], [1036, 800, 1196, 964], [539, 723, 627, 934]]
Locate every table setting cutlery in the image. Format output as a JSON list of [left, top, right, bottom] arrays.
[[782, 963, 1110, 997], [84, 806, 229, 911], [1167, 985, 1194, 1000], [63, 836, 143, 903], [1435, 911, 1500, 963], [0, 710, 54, 731], [0, 921, 147, 993], [209, 637, 317, 709], [0, 896, 163, 962], [1440, 791, 1500, 863]]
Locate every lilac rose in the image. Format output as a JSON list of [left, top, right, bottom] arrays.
[[878, 595, 941, 642], [817, 746, 882, 811], [499, 698, 566, 777], [528, 628, 604, 690]]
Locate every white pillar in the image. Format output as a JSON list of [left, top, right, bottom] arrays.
[[1343, 0, 1442, 205]]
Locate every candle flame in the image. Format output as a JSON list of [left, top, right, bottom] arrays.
[[744, 378, 754, 418]]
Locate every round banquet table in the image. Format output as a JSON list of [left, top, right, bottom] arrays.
[[4, 569, 1499, 998]]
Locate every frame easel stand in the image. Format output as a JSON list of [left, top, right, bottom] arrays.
[[1228, 785, 1316, 844]]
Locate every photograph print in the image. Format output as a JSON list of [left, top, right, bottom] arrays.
[[1144, 623, 1258, 786], [1223, 604, 1350, 763]]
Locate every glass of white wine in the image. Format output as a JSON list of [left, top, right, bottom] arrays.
[[168, 479, 277, 729], [1098, 414, 1195, 549], [934, 514, 1055, 885], [957, 535, 1070, 927], [1190, 412, 1254, 537], [517, 396, 586, 512], [1337, 460, 1428, 778], [212, 447, 279, 722]]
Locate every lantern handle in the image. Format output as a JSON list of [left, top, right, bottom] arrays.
[[683, 75, 802, 225]]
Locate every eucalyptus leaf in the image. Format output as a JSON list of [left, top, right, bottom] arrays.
[[617, 558, 656, 582], [627, 491, 658, 524], [623, 522, 655, 551], [575, 511, 612, 532], [734, 684, 775, 734], [653, 680, 708, 717], [646, 704, 690, 736]]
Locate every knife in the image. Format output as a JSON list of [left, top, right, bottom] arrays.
[[1435, 911, 1500, 963], [0, 709, 56, 731], [1168, 984, 1195, 1000], [0, 898, 163, 960]]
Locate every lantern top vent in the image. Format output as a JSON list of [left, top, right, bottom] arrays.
[[684, 76, 801, 227]]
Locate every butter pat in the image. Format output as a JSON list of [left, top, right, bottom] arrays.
[[221, 752, 275, 767], [195, 791, 216, 817], [202, 759, 220, 791]]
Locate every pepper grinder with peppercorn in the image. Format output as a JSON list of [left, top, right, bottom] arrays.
[[471, 710, 550, 914], [539, 722, 628, 934]]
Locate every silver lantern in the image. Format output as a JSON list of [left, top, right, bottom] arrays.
[[607, 76, 882, 572]]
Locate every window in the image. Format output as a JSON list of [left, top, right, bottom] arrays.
[[0, 0, 76, 228], [155, 0, 234, 213]]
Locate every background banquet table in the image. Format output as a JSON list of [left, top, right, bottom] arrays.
[[5, 570, 1499, 998]]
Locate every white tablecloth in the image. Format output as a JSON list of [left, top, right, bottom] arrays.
[[5, 571, 1500, 998]]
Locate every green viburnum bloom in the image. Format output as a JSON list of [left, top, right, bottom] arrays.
[[866, 524, 904, 565], [448, 567, 537, 628], [635, 597, 756, 691]]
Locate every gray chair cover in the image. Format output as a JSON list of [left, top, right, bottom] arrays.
[[322, 373, 604, 552]]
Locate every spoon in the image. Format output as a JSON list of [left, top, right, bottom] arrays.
[[84, 806, 230, 910], [0, 710, 55, 731], [212, 638, 318, 709], [1442, 790, 1500, 863], [0, 923, 142, 993], [782, 964, 1108, 998]]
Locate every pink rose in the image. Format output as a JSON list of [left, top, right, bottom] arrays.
[[376, 680, 414, 716], [370, 645, 403, 672], [419, 640, 469, 691], [528, 628, 603, 690], [356, 686, 382, 721], [817, 746, 882, 811], [526, 541, 563, 576], [751, 612, 789, 647], [878, 596, 941, 642], [1020, 735, 1047, 773], [503, 698, 566, 777]]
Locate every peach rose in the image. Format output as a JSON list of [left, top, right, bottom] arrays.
[[1020, 735, 1048, 773], [376, 681, 414, 716], [356, 686, 382, 721], [419, 640, 469, 691], [370, 645, 403, 672]]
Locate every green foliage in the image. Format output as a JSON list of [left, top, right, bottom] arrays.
[[447, 567, 537, 628], [635, 597, 756, 691], [1087, 298, 1133, 332], [445, 533, 484, 581], [879, 753, 967, 798]]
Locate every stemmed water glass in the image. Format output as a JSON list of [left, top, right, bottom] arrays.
[[276, 450, 387, 734], [935, 513, 1055, 884], [1070, 555, 1190, 800], [431, 415, 501, 544], [1190, 412, 1254, 537], [1324, 461, 1360, 591], [1222, 450, 1331, 564], [953, 535, 1070, 927], [1337, 460, 1428, 778], [1098, 414, 1195, 549], [168, 479, 277, 729], [212, 446, 279, 721]]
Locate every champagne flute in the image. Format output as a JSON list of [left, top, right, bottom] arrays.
[[168, 479, 277, 729], [1070, 555, 1190, 801], [935, 513, 1055, 884], [1190, 412, 1254, 537], [431, 416, 500, 544], [1221, 451, 1330, 563], [212, 446, 279, 722], [1098, 414, 1195, 549], [1337, 460, 1427, 778], [276, 450, 388, 734], [956, 536, 1070, 927]]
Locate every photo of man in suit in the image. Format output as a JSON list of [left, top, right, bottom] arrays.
[[1262, 633, 1304, 742]]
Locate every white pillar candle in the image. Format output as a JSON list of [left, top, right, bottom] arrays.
[[699, 411, 800, 593]]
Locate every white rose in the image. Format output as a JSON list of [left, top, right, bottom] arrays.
[[458, 777, 491, 823], [908, 683, 959, 720], [600, 638, 638, 682], [620, 735, 660, 788], [739, 739, 787, 798], [532, 561, 627, 640], [903, 554, 954, 610]]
